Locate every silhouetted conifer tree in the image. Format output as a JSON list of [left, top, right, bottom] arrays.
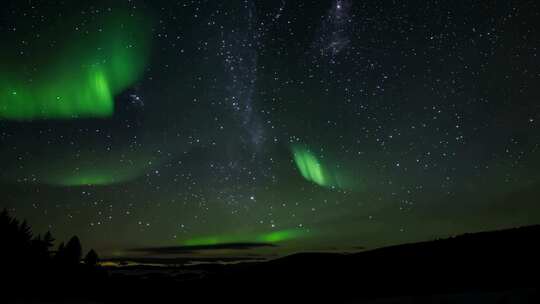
[[55, 242, 66, 263], [84, 249, 99, 267], [64, 236, 82, 265], [43, 231, 54, 248]]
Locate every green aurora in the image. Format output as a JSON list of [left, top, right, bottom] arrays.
[[46, 167, 146, 187], [291, 145, 354, 190], [0, 148, 162, 187], [183, 229, 309, 246], [39, 152, 159, 186], [0, 11, 151, 120]]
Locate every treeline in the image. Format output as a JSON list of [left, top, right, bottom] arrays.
[[0, 208, 99, 267], [1, 208, 106, 301]]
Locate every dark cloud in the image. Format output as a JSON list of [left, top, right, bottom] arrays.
[[129, 242, 277, 255], [104, 256, 266, 266], [351, 246, 366, 250]]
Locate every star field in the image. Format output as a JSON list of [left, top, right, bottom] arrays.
[[1, 0, 539, 258]]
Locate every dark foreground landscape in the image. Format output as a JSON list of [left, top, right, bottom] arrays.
[[2, 209, 539, 304]]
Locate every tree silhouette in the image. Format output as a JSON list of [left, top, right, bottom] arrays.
[[0, 209, 43, 265], [19, 220, 32, 243], [1, 209, 103, 301], [64, 236, 83, 265], [40, 231, 55, 261], [0, 209, 61, 280], [84, 249, 99, 267], [31, 234, 49, 262], [43, 231, 55, 251], [55, 241, 66, 263]]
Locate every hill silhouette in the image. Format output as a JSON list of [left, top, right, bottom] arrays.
[[2, 208, 539, 303], [100, 225, 540, 303]]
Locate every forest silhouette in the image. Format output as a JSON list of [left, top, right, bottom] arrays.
[[2, 208, 539, 303], [1, 209, 106, 301]]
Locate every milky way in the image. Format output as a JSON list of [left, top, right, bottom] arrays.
[[313, 0, 353, 59], [221, 0, 264, 151]]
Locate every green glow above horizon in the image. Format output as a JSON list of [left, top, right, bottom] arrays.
[[184, 236, 224, 246], [51, 170, 136, 187], [0, 11, 151, 120], [254, 229, 307, 243], [183, 229, 309, 247], [0, 148, 161, 187], [42, 154, 157, 187]]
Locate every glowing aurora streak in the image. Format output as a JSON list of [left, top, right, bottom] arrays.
[[0, 12, 151, 120], [292, 146, 326, 186], [183, 229, 308, 247], [48, 168, 143, 187], [291, 145, 353, 189], [0, 148, 160, 187], [42, 151, 159, 186]]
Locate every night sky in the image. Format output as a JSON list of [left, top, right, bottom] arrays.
[[1, 0, 539, 260]]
